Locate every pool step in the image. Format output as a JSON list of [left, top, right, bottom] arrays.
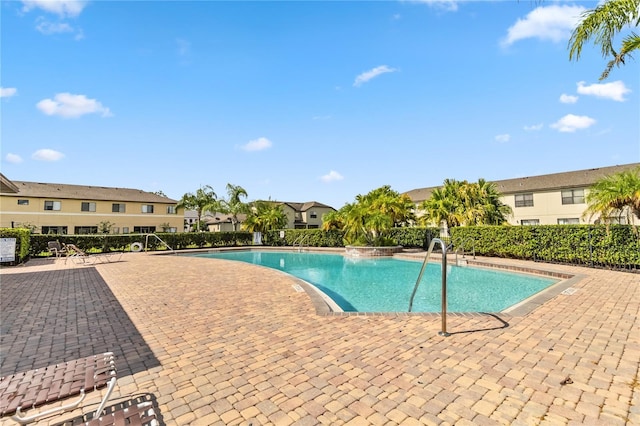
[[457, 259, 468, 267]]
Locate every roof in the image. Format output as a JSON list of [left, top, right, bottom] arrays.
[[404, 163, 640, 203], [281, 201, 335, 212], [1, 179, 178, 203], [0, 174, 19, 194]]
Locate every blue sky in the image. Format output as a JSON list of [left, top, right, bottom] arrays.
[[2, 0, 639, 209]]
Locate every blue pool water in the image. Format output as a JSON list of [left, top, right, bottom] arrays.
[[192, 251, 558, 313]]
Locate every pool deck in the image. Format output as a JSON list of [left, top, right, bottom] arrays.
[[1, 251, 638, 425]]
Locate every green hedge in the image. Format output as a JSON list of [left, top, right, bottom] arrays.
[[30, 232, 254, 256], [0, 228, 31, 265], [450, 225, 640, 269]]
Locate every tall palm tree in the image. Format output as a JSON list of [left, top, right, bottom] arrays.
[[220, 183, 249, 231], [177, 185, 217, 232], [583, 167, 640, 225], [568, 0, 640, 80]]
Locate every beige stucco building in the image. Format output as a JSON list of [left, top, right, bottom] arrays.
[[0, 175, 182, 234], [280, 201, 335, 229], [404, 163, 639, 226]]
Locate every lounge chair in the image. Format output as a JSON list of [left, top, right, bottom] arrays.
[[64, 244, 122, 265], [0, 352, 117, 425], [84, 401, 158, 426], [47, 241, 68, 258]]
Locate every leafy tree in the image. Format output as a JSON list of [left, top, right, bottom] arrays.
[[325, 185, 415, 246], [242, 200, 288, 234], [568, 0, 640, 80], [98, 221, 114, 234], [151, 190, 167, 197], [218, 183, 249, 231], [583, 167, 640, 226], [176, 185, 217, 232]]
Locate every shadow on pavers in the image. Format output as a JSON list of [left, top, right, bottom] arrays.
[[0, 267, 160, 377]]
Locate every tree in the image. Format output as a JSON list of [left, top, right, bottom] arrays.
[[325, 185, 415, 246], [176, 185, 217, 232], [418, 179, 512, 228], [151, 190, 167, 197], [242, 200, 288, 234], [568, 0, 640, 80], [583, 167, 640, 225], [218, 184, 249, 231]]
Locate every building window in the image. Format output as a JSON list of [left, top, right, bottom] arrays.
[[167, 205, 176, 214], [112, 227, 120, 234], [310, 211, 317, 219], [514, 193, 534, 207], [112, 203, 126, 213], [520, 219, 540, 226], [42, 226, 68, 234], [44, 200, 62, 211], [142, 205, 154, 213], [134, 226, 156, 233], [122, 227, 130, 234], [557, 218, 580, 225], [81, 202, 96, 212], [308, 224, 319, 229], [561, 189, 585, 205], [74, 226, 98, 234], [18, 199, 29, 205]]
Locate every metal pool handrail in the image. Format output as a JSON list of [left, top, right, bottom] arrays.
[[408, 238, 450, 337]]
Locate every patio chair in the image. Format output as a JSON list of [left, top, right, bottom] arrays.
[[0, 352, 117, 425], [84, 401, 158, 426], [64, 244, 123, 265], [47, 241, 68, 258]]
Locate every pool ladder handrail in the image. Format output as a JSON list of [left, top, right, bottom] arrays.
[[449, 236, 475, 265], [408, 238, 450, 337], [292, 234, 310, 252], [145, 233, 176, 254]]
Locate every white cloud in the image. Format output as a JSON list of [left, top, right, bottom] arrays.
[[501, 5, 585, 47], [5, 153, 23, 164], [406, 0, 459, 12], [320, 170, 344, 183], [353, 65, 397, 87], [21, 0, 87, 18], [0, 87, 17, 98], [32, 149, 65, 161], [550, 114, 596, 133], [241, 137, 272, 152], [559, 94, 579, 104], [495, 134, 511, 143], [36, 93, 112, 118], [35, 17, 74, 35], [523, 123, 543, 131], [576, 80, 631, 102]]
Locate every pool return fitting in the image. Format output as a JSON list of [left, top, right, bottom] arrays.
[[408, 238, 450, 337]]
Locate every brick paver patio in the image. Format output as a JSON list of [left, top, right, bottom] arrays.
[[1, 251, 638, 425]]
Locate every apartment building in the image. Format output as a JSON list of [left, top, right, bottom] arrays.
[[404, 163, 639, 226], [281, 202, 336, 229], [0, 174, 183, 234]]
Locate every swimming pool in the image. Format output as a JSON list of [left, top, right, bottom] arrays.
[[191, 251, 559, 313]]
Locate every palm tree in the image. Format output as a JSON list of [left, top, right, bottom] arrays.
[[176, 185, 217, 232], [219, 183, 249, 231], [332, 185, 414, 246], [242, 200, 288, 234], [583, 167, 640, 225], [568, 0, 640, 80], [419, 179, 511, 228]]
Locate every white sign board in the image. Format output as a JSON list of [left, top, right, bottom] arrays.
[[0, 238, 16, 262]]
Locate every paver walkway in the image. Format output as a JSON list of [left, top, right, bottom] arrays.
[[0, 252, 638, 425]]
